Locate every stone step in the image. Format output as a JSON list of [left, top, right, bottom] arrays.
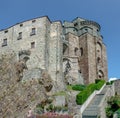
[[82, 85, 108, 118]]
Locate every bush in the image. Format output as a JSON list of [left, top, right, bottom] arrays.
[[76, 80, 105, 105], [96, 80, 105, 90], [106, 96, 120, 118], [106, 82, 110, 85], [76, 83, 96, 105], [106, 80, 114, 85], [76, 90, 88, 105], [72, 84, 86, 91], [95, 79, 101, 84]]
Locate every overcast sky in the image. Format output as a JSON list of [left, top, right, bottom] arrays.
[[0, 0, 120, 80]]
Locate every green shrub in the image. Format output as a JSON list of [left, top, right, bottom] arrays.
[[72, 84, 86, 91], [106, 80, 114, 85], [76, 90, 88, 105], [76, 83, 96, 105], [106, 96, 120, 118], [76, 80, 105, 105], [110, 80, 114, 84], [87, 83, 96, 93], [115, 109, 120, 118], [106, 82, 110, 85], [96, 80, 105, 90], [95, 79, 101, 84]]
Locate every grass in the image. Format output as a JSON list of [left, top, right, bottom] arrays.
[[53, 91, 66, 96]]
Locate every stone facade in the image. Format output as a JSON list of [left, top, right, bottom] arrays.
[[0, 16, 108, 86], [0, 16, 64, 91], [63, 17, 108, 84], [114, 79, 120, 95]]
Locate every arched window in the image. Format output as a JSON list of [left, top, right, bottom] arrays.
[[97, 57, 101, 63], [80, 47, 83, 56], [74, 47, 78, 56], [96, 42, 102, 58], [98, 70, 104, 79]]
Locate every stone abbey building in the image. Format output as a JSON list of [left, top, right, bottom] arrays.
[[0, 16, 108, 86]]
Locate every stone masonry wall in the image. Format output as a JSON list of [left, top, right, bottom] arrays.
[[0, 16, 64, 90], [114, 79, 120, 95], [0, 16, 108, 86], [87, 34, 97, 84]]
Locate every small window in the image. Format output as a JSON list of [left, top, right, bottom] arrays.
[[17, 32, 22, 40], [20, 24, 23, 27], [74, 23, 78, 26], [97, 57, 101, 63], [74, 47, 78, 55], [80, 47, 83, 56], [30, 28, 36, 36], [31, 42, 35, 48], [85, 29, 88, 32], [98, 70, 104, 79], [32, 20, 36, 23], [4, 30, 8, 33], [2, 39, 7, 47]]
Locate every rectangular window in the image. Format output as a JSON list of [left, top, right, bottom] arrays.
[[30, 28, 36, 36], [32, 20, 36, 23], [17, 32, 22, 40], [4, 30, 8, 33], [31, 42, 35, 48], [2, 39, 7, 47], [20, 24, 23, 27]]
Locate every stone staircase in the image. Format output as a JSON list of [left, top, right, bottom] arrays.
[[82, 85, 108, 118]]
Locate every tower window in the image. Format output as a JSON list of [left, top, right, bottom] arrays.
[[74, 23, 78, 26], [80, 47, 83, 56], [17, 32, 22, 40], [98, 70, 104, 79], [85, 29, 88, 32], [30, 28, 36, 36], [97, 57, 101, 63], [31, 42, 35, 48], [74, 47, 78, 56], [2, 38, 7, 47]]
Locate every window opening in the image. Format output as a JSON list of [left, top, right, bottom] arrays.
[[17, 32, 22, 40], [30, 28, 36, 36], [2, 39, 7, 47], [31, 42, 35, 48], [4, 30, 8, 33], [80, 47, 83, 56]]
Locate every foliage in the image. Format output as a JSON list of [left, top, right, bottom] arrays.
[[106, 96, 120, 118], [67, 85, 73, 91], [53, 91, 66, 96], [72, 84, 86, 91], [76, 80, 105, 105], [95, 79, 101, 84], [95, 80, 105, 90], [106, 81, 114, 85], [35, 104, 44, 114], [76, 83, 95, 105], [115, 109, 120, 118]]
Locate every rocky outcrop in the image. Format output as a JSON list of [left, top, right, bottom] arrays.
[[0, 53, 54, 117]]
